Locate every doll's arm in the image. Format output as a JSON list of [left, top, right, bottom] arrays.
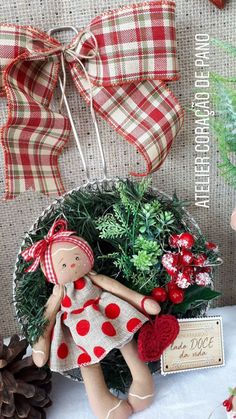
[[87, 272, 161, 315], [32, 284, 64, 367]]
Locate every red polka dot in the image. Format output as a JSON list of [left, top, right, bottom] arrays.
[[126, 318, 142, 333], [71, 308, 84, 315], [93, 346, 106, 358], [93, 303, 99, 311], [76, 320, 90, 336], [74, 278, 86, 290], [61, 295, 72, 308], [57, 343, 69, 359], [105, 303, 120, 319], [77, 345, 86, 352], [84, 299, 96, 308], [61, 312, 68, 321], [77, 353, 91, 365], [102, 322, 116, 337]]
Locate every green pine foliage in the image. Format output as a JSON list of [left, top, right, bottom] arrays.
[[211, 39, 236, 186], [95, 181, 178, 293]]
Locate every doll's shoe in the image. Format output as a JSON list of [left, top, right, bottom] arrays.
[[105, 399, 132, 419]]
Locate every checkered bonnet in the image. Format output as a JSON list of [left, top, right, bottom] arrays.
[[21, 219, 94, 284]]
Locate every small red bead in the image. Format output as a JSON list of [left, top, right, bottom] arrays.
[[167, 280, 179, 292], [194, 254, 207, 267], [206, 241, 218, 252], [169, 234, 180, 248], [180, 249, 194, 266], [151, 287, 167, 303], [178, 232, 195, 249], [169, 289, 185, 304]]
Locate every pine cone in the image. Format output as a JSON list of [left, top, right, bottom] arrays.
[[0, 334, 52, 419]]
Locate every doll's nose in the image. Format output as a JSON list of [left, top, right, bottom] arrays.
[[71, 263, 76, 268]]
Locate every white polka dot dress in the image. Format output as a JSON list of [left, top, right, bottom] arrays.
[[49, 275, 148, 372]]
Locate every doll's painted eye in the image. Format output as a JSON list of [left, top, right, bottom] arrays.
[[62, 263, 67, 268], [75, 256, 80, 261]]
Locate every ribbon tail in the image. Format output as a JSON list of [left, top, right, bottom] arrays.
[[71, 73, 184, 175], [1, 54, 71, 200], [25, 257, 41, 272]]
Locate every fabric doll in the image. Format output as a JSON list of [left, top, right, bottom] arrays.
[[21, 219, 161, 419]]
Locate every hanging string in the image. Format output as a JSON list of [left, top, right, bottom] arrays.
[[58, 31, 107, 180], [28, 29, 108, 182]]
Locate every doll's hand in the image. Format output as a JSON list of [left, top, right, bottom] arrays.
[[32, 284, 64, 367], [142, 297, 161, 316]]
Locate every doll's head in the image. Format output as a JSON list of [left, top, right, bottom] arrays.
[[22, 219, 94, 285]]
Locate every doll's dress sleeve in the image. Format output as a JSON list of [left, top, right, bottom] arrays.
[[49, 275, 148, 372]]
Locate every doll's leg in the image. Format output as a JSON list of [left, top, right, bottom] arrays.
[[120, 339, 154, 413], [80, 363, 132, 419], [32, 285, 64, 367]]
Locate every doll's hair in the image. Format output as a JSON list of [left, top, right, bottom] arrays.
[[21, 219, 94, 284]]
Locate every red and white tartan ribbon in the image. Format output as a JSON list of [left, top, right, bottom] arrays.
[[21, 219, 94, 283], [0, 1, 184, 200]]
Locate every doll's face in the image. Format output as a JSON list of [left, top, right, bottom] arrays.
[[41, 238, 92, 284]]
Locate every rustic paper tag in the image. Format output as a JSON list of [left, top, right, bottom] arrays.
[[161, 316, 224, 375]]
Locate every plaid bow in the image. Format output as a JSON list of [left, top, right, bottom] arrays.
[[0, 1, 184, 200]]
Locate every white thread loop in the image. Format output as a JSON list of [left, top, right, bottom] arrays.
[[129, 393, 154, 400], [32, 348, 45, 355], [28, 27, 108, 181], [105, 400, 123, 419], [59, 30, 99, 114], [58, 31, 107, 181]]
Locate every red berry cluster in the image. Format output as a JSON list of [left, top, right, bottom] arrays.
[[151, 233, 218, 305], [223, 396, 234, 412], [163, 233, 215, 288]]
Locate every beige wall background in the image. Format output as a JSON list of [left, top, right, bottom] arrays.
[[0, 0, 236, 337]]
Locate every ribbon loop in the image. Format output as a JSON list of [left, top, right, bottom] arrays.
[[47, 219, 68, 238]]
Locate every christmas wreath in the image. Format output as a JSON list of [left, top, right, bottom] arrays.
[[14, 179, 221, 392]]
